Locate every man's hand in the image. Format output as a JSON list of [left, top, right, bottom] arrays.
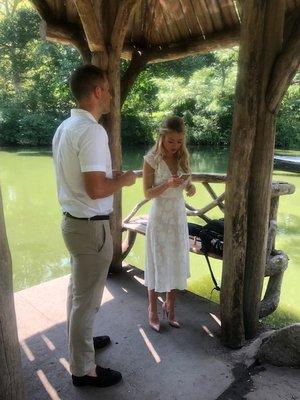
[[113, 170, 123, 178], [120, 171, 136, 186]]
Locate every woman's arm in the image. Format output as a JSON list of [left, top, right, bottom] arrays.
[[143, 161, 182, 200]]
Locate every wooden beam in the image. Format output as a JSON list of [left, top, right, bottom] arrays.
[[29, 0, 52, 20], [40, 19, 91, 63], [139, 29, 240, 63], [72, 0, 105, 53], [266, 13, 300, 113], [111, 0, 141, 57], [121, 49, 149, 106]]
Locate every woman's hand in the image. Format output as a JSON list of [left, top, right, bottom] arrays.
[[167, 175, 183, 188], [186, 183, 196, 197]]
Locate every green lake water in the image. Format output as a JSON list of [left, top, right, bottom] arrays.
[[0, 147, 299, 327]]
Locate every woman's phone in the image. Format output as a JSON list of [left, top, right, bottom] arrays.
[[179, 174, 190, 180]]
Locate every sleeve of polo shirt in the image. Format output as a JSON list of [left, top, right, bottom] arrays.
[[78, 125, 108, 173]]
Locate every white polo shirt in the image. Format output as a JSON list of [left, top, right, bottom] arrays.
[[52, 109, 113, 218]]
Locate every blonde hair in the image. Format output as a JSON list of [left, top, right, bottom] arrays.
[[151, 116, 190, 173]]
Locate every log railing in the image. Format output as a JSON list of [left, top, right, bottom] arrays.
[[122, 172, 295, 318]]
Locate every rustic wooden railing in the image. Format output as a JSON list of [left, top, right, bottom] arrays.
[[122, 172, 295, 318]]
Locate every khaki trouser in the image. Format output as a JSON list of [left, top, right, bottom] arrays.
[[61, 215, 113, 376]]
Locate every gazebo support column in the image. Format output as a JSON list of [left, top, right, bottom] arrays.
[[0, 189, 24, 399], [93, 52, 123, 269], [89, 1, 141, 269], [221, 1, 286, 347]]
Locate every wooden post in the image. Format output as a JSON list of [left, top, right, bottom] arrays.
[[97, 53, 123, 269], [91, 0, 141, 269], [0, 188, 25, 399], [221, 1, 286, 347]]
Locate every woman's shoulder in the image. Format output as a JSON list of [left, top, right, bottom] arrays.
[[144, 148, 160, 169]]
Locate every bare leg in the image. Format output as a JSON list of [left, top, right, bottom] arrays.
[[165, 290, 180, 327], [148, 289, 160, 331]]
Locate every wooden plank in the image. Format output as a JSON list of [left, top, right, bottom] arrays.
[[72, 0, 105, 52], [198, 0, 215, 33], [157, 0, 189, 41], [178, 0, 200, 38], [65, 0, 79, 23], [226, 0, 241, 25], [158, 0, 182, 44], [190, 0, 210, 36], [146, 0, 164, 45], [204, 0, 224, 32], [217, 0, 237, 28]]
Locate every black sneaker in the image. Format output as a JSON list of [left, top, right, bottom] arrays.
[[93, 335, 111, 350], [72, 365, 122, 387]]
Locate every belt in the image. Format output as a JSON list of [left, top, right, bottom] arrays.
[[63, 212, 110, 221]]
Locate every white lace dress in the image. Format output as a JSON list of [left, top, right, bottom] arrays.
[[144, 152, 190, 292]]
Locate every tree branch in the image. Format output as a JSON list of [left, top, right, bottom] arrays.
[[29, 0, 52, 20], [40, 19, 91, 63], [140, 29, 240, 63], [72, 0, 106, 53], [121, 49, 149, 106], [266, 12, 300, 113], [111, 0, 141, 58]]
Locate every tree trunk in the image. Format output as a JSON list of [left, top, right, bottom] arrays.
[[0, 188, 25, 399], [92, 52, 123, 269], [243, 1, 285, 339], [221, 0, 286, 347]]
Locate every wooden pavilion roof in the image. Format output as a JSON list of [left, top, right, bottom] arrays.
[[31, 0, 300, 63]]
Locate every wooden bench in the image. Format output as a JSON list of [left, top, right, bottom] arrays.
[[121, 173, 295, 318]]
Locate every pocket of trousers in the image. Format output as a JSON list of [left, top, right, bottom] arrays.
[[96, 223, 106, 253], [61, 218, 95, 256]]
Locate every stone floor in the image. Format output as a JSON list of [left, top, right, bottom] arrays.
[[14, 266, 300, 400]]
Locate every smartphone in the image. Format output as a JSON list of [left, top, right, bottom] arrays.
[[179, 174, 190, 180]]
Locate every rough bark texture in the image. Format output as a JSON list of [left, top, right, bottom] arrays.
[[0, 188, 25, 399], [243, 1, 285, 340], [91, 1, 141, 269], [257, 324, 300, 367], [221, 0, 286, 347]]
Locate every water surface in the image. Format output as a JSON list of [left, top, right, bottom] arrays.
[[0, 147, 299, 327]]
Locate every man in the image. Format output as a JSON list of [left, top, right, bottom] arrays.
[[52, 64, 136, 387]]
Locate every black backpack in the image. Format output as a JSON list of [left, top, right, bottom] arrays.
[[188, 219, 224, 291]]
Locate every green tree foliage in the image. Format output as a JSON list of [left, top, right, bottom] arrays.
[[0, 7, 80, 146], [0, 6, 299, 149]]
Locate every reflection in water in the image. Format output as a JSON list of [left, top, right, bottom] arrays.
[[0, 147, 299, 327]]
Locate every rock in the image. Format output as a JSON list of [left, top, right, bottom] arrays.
[[257, 324, 300, 368], [232, 331, 274, 368]]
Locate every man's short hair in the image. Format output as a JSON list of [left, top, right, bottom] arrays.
[[70, 64, 107, 101]]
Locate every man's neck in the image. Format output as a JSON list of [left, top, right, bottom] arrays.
[[77, 103, 102, 122]]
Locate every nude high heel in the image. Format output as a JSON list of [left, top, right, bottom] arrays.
[[162, 302, 181, 328], [148, 307, 160, 332]]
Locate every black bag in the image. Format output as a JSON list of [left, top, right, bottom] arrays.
[[188, 219, 224, 291], [188, 219, 224, 257]]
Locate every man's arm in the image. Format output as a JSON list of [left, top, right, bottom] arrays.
[[83, 171, 136, 199]]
